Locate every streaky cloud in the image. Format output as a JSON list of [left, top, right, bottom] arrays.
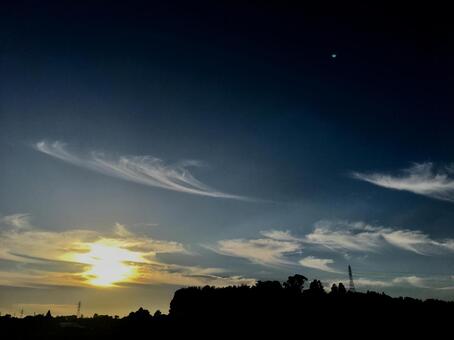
[[211, 220, 454, 271], [0, 213, 32, 229], [352, 162, 454, 203], [33, 141, 250, 200], [299, 256, 340, 273], [260, 229, 301, 242], [392, 276, 429, 288], [325, 275, 441, 290], [305, 220, 454, 255], [210, 230, 302, 267]]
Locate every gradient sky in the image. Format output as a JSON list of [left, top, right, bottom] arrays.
[[1, 2, 454, 316]]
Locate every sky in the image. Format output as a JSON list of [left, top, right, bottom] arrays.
[[1, 1, 454, 316]]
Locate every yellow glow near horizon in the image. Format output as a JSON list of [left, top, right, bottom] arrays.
[[68, 241, 144, 287]]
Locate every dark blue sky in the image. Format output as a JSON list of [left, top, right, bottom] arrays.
[[1, 1, 454, 315]]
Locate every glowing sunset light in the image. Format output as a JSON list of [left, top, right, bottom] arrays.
[[68, 241, 146, 287]]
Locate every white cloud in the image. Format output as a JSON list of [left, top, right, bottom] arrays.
[[304, 220, 454, 255], [34, 141, 248, 200], [327, 276, 431, 289], [211, 220, 454, 270], [212, 231, 302, 266], [299, 256, 340, 273], [352, 162, 454, 202], [304, 221, 383, 252], [0, 213, 32, 229], [354, 278, 393, 288], [260, 229, 301, 241], [381, 230, 435, 254], [392, 276, 428, 288]]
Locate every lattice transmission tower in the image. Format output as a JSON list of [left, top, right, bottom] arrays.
[[348, 265, 356, 292], [77, 301, 81, 318]]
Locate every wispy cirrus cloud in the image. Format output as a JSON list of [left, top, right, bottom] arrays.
[[341, 277, 423, 289], [352, 162, 454, 203], [211, 221, 454, 270], [210, 230, 302, 266], [326, 275, 444, 290], [322, 277, 393, 289], [33, 141, 249, 200], [299, 256, 340, 273], [360, 276, 444, 289], [392, 276, 429, 288], [260, 230, 301, 242], [304, 221, 383, 253], [0, 213, 32, 229], [305, 220, 454, 255]]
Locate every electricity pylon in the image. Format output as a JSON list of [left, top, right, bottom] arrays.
[[348, 265, 356, 292]]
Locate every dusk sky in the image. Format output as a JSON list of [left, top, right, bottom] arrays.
[[1, 2, 454, 316]]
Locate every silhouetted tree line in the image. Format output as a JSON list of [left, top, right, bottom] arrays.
[[1, 274, 453, 338], [169, 275, 453, 324]]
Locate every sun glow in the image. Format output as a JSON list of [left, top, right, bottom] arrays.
[[69, 241, 145, 287]]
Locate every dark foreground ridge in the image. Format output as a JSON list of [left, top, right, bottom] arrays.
[[2, 275, 453, 338]]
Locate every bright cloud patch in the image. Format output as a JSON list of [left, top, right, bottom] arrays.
[[352, 162, 454, 202], [34, 141, 248, 200], [299, 256, 340, 273], [392, 276, 428, 288], [213, 231, 302, 266], [305, 220, 454, 255], [0, 213, 32, 229], [326, 276, 436, 290], [260, 230, 301, 241], [211, 220, 454, 291]]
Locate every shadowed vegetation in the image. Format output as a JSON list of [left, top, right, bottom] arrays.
[[1, 275, 453, 338]]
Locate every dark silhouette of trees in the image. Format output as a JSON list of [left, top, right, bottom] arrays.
[[338, 282, 347, 295], [255, 280, 282, 290], [1, 273, 453, 338], [308, 279, 325, 296], [126, 307, 151, 321], [283, 274, 308, 293]]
